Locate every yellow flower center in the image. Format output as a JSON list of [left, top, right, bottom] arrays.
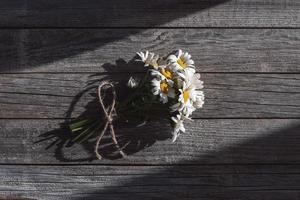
[[177, 57, 187, 69], [160, 81, 169, 94], [160, 68, 173, 79], [183, 90, 190, 103]]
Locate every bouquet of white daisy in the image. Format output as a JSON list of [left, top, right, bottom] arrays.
[[69, 49, 204, 159]]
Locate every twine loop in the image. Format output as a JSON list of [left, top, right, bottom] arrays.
[[95, 81, 126, 159]]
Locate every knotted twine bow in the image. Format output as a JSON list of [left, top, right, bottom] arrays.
[[95, 81, 126, 159]]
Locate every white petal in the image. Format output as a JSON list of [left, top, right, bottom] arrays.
[[160, 94, 168, 104], [180, 125, 186, 133], [172, 133, 178, 142], [177, 49, 183, 57], [167, 54, 178, 62]]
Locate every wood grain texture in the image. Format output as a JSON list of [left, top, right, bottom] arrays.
[[0, 0, 299, 199], [0, 119, 299, 164], [0, 73, 299, 119], [1, 165, 300, 200], [0, 0, 299, 28], [1, 29, 300, 73]]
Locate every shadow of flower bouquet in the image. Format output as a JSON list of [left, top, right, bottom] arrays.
[[36, 50, 204, 161], [68, 49, 205, 159]]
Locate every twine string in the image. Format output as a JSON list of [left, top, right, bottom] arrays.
[[95, 81, 126, 159]]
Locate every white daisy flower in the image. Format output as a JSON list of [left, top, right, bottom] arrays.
[[136, 51, 159, 69], [167, 49, 195, 73], [178, 69, 203, 90], [171, 114, 185, 142], [193, 91, 205, 109], [151, 77, 175, 104], [171, 81, 204, 117]]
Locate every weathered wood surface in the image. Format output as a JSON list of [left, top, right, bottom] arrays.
[[0, 0, 299, 28], [0, 73, 299, 119], [0, 119, 299, 164], [1, 29, 300, 73], [1, 165, 300, 200], [1, 0, 300, 199]]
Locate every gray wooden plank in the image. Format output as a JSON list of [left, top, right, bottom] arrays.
[[1, 164, 300, 200], [0, 73, 299, 119], [0, 29, 300, 73], [0, 119, 299, 164], [0, 0, 299, 27]]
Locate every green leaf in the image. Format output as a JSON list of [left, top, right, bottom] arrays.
[[69, 119, 94, 132], [77, 121, 104, 143], [71, 119, 104, 143], [72, 122, 97, 143]]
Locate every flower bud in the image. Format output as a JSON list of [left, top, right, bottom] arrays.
[[127, 76, 139, 88]]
